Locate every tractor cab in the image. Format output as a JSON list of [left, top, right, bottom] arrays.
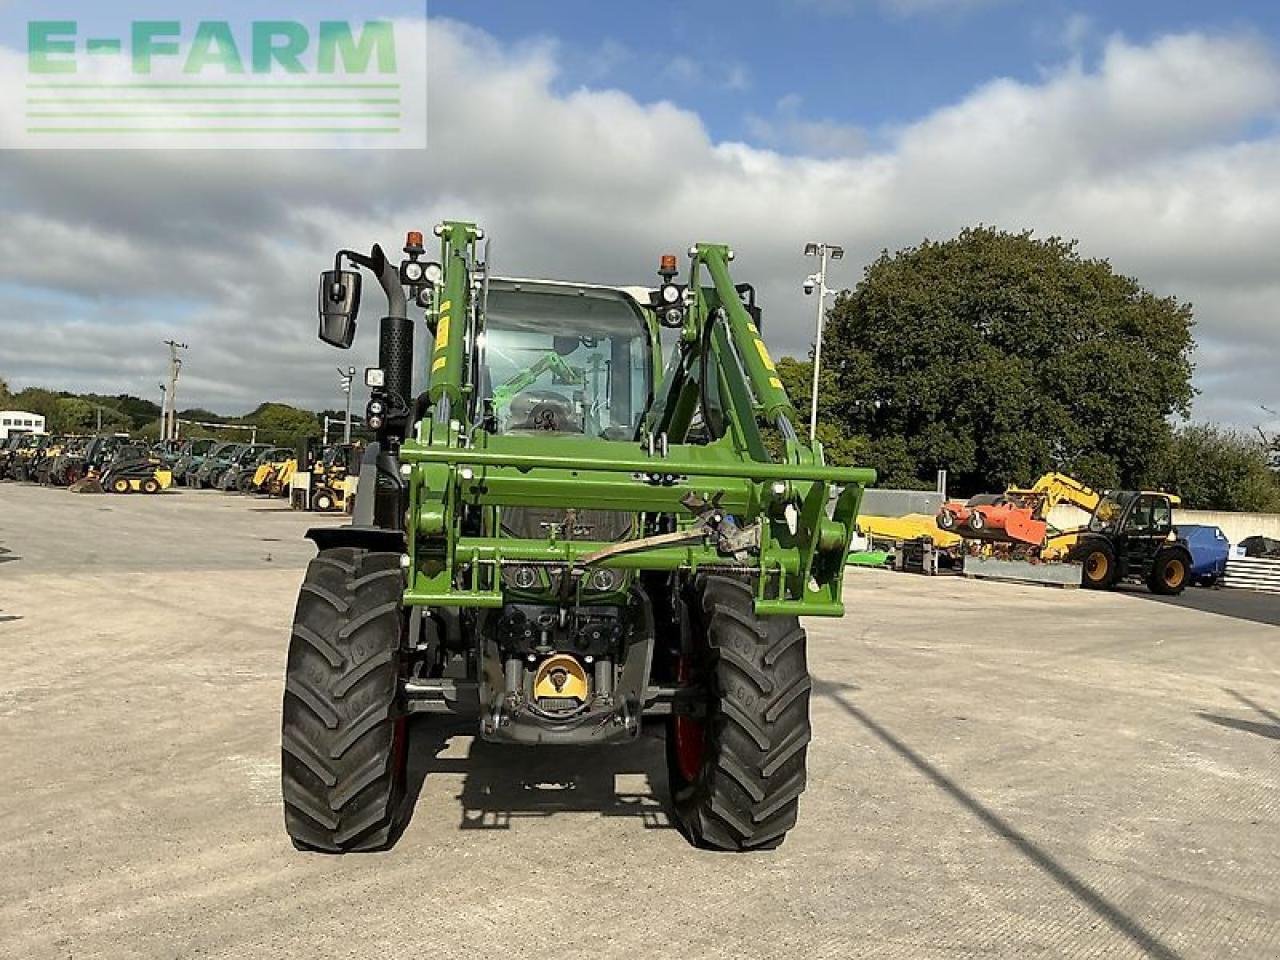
[[481, 279, 653, 441], [1074, 490, 1190, 594]]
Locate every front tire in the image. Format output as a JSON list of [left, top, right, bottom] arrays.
[[109, 476, 132, 494], [667, 575, 812, 851], [282, 548, 408, 853], [1072, 540, 1118, 590], [1148, 548, 1191, 596]]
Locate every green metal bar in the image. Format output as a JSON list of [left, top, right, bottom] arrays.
[[708, 321, 770, 462], [427, 221, 478, 408], [457, 472, 757, 513], [401, 444, 875, 485], [445, 537, 802, 572], [757, 599, 843, 616], [697, 244, 795, 423]]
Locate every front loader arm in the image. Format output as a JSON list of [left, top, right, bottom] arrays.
[[396, 228, 875, 617]]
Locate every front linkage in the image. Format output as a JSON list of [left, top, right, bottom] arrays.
[[281, 222, 874, 854]]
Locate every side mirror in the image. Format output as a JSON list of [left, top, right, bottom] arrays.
[[318, 270, 361, 348]]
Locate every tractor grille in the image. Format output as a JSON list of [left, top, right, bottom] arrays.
[[501, 507, 632, 543]]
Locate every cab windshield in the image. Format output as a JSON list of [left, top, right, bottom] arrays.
[[481, 282, 650, 440], [1089, 491, 1134, 534]]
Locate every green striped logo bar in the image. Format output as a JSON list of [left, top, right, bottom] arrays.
[[10, 10, 427, 149]]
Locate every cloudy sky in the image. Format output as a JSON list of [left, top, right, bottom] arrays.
[[1, 0, 1278, 431]]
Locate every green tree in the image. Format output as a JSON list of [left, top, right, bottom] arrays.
[[1155, 423, 1280, 512], [0, 377, 11, 406], [53, 396, 96, 432], [246, 403, 321, 446], [84, 394, 162, 431], [776, 356, 929, 486], [11, 387, 62, 425], [820, 227, 1195, 494]]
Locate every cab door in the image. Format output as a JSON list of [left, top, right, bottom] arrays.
[[1117, 494, 1174, 573]]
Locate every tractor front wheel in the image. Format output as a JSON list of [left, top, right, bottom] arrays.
[[1148, 548, 1191, 596], [667, 575, 812, 851], [281, 547, 408, 852]]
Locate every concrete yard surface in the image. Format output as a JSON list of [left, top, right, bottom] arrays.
[[1, 482, 1277, 959]]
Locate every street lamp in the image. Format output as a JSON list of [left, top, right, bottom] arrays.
[[802, 241, 844, 442], [337, 366, 355, 444]]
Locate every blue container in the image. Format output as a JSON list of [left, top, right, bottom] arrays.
[[1176, 524, 1230, 586]]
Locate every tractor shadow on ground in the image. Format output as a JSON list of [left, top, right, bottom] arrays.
[[1197, 688, 1280, 742], [398, 717, 675, 836], [0, 545, 20, 564], [813, 676, 1186, 960]]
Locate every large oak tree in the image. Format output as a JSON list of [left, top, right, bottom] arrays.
[[811, 227, 1195, 494]]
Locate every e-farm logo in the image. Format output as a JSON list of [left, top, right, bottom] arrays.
[[14, 17, 426, 149]]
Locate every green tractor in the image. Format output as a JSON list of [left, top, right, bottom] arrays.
[[281, 223, 873, 853]]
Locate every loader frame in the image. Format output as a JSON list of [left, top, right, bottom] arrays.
[[389, 227, 873, 619]]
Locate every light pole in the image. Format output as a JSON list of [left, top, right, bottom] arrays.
[[338, 366, 355, 444], [803, 241, 844, 443], [162, 340, 188, 442]]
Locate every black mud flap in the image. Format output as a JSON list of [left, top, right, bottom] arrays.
[[306, 525, 405, 554]]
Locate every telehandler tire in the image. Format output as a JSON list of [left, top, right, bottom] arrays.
[[1073, 540, 1118, 590], [282, 548, 408, 853], [1147, 548, 1191, 596], [667, 574, 811, 851]]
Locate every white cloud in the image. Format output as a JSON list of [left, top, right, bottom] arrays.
[[1, 19, 1279, 430], [746, 94, 866, 157], [1061, 13, 1093, 53], [583, 38, 632, 80]]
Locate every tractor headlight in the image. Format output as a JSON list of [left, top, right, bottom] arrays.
[[503, 564, 539, 590], [661, 307, 685, 329], [423, 262, 444, 285], [660, 283, 681, 304], [402, 260, 425, 283], [589, 568, 620, 592]]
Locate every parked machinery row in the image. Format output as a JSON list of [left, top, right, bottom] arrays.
[[936, 472, 1194, 595], [2, 430, 358, 512], [0, 431, 172, 493], [163, 435, 360, 513]]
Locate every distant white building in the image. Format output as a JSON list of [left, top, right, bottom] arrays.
[[0, 410, 46, 440]]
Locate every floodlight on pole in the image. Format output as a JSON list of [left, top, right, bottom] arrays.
[[802, 242, 844, 443], [338, 366, 356, 444]]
